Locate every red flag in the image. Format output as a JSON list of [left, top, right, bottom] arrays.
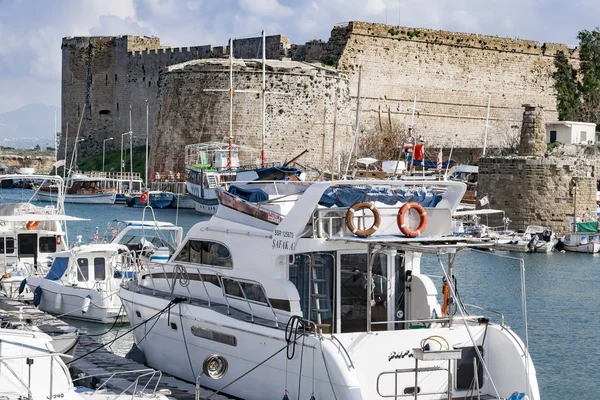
[[436, 149, 443, 171], [140, 191, 149, 203]]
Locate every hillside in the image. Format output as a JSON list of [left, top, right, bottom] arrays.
[[78, 146, 149, 179]]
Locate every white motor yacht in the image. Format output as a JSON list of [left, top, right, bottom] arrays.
[[27, 244, 135, 323], [118, 180, 539, 400]]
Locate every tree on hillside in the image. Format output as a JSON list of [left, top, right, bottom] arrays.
[[554, 28, 600, 122]]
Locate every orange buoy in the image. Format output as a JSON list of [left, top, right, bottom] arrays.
[[397, 202, 428, 237]]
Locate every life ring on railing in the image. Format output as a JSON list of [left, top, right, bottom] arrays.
[[345, 201, 381, 238], [397, 202, 428, 237], [26, 221, 39, 230]]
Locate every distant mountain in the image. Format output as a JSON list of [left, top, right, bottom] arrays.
[[0, 104, 60, 149]]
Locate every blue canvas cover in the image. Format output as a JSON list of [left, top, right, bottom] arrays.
[[228, 185, 269, 203], [319, 187, 442, 208], [45, 257, 69, 280]]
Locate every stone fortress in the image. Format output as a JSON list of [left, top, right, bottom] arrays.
[[60, 21, 582, 200]]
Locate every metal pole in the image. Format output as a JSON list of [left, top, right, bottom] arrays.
[[63, 123, 68, 178], [146, 99, 149, 187], [320, 106, 326, 181], [103, 140, 106, 173], [54, 109, 58, 169], [261, 30, 266, 167], [129, 131, 133, 190], [344, 65, 362, 178], [448, 252, 455, 328], [120, 134, 124, 175], [228, 37, 234, 167], [482, 95, 491, 157], [367, 244, 372, 332], [330, 89, 338, 180]]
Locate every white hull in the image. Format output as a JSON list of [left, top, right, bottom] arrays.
[[563, 241, 600, 253], [120, 285, 539, 400], [494, 241, 555, 253], [27, 277, 124, 324], [37, 190, 117, 204], [193, 201, 218, 215]]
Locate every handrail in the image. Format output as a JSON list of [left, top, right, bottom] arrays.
[[463, 303, 505, 326], [72, 368, 163, 398], [144, 264, 280, 327], [0, 359, 33, 399], [329, 335, 355, 369]]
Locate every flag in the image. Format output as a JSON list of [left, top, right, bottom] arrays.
[[140, 191, 150, 204], [53, 159, 65, 167], [479, 195, 489, 206], [436, 149, 443, 171]]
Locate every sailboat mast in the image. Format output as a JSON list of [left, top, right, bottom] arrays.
[[145, 99, 149, 187], [482, 94, 491, 157], [261, 30, 266, 167], [228, 37, 234, 168]]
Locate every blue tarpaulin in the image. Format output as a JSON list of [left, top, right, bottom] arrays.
[[45, 257, 69, 280], [319, 187, 442, 208], [228, 185, 269, 203]]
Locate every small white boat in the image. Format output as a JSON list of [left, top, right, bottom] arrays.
[[560, 220, 600, 253], [27, 244, 134, 324], [494, 225, 557, 253], [0, 328, 169, 400]]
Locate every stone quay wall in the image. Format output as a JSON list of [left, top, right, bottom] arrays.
[[477, 157, 597, 233]]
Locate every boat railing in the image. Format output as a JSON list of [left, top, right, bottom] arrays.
[[148, 263, 280, 328], [463, 303, 505, 326], [71, 368, 164, 399], [312, 205, 400, 238], [0, 343, 72, 400]]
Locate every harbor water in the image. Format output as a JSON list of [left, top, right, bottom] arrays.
[[3, 188, 597, 399]]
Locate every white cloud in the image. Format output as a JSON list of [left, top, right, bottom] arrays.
[[238, 0, 293, 17]]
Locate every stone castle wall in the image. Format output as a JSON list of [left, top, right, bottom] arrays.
[[151, 60, 350, 175], [60, 22, 578, 174]]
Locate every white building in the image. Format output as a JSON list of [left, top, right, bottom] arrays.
[[546, 121, 597, 145]]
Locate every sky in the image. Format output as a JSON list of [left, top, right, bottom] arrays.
[[0, 0, 599, 116]]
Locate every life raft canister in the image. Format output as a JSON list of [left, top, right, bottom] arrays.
[[397, 202, 428, 237], [345, 201, 381, 238]]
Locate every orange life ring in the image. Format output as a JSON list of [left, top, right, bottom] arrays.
[[345, 201, 381, 238], [26, 221, 39, 230], [397, 202, 428, 237]]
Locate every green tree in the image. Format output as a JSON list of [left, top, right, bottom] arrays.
[[553, 51, 579, 120]]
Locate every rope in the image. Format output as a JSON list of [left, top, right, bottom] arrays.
[[86, 304, 125, 336], [67, 297, 184, 365]]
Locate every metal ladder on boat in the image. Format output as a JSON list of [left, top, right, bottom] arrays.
[[206, 173, 219, 188], [309, 257, 330, 334]]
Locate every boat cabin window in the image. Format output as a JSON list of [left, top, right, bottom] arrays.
[[77, 258, 89, 282], [39, 236, 57, 253], [174, 240, 232, 268], [223, 279, 267, 303], [0, 237, 15, 254], [94, 258, 106, 281], [119, 234, 176, 253]]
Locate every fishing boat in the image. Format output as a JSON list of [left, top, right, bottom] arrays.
[[560, 220, 600, 253], [0, 328, 169, 400], [125, 190, 174, 208], [36, 175, 117, 204], [185, 142, 305, 214], [118, 179, 539, 400], [26, 243, 135, 324], [494, 225, 557, 253]]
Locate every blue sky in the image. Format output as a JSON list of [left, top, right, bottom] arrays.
[[0, 0, 598, 115]]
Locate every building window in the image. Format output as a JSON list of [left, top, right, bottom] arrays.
[[94, 257, 106, 281], [580, 131, 587, 143], [550, 130, 557, 143], [39, 237, 57, 253], [77, 258, 89, 282], [174, 240, 232, 268]]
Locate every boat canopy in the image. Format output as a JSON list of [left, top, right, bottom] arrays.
[[228, 185, 269, 203], [44, 256, 69, 280], [453, 209, 505, 216], [318, 186, 442, 208], [574, 221, 599, 232]]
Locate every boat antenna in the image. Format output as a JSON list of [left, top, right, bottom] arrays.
[[482, 94, 491, 157], [261, 30, 266, 167], [444, 105, 463, 180], [228, 37, 234, 169]]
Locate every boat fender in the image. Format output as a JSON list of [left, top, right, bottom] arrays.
[[125, 344, 147, 364], [82, 295, 92, 314], [54, 293, 63, 312], [18, 279, 27, 295], [345, 201, 381, 237], [33, 286, 42, 307], [397, 202, 428, 238]]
